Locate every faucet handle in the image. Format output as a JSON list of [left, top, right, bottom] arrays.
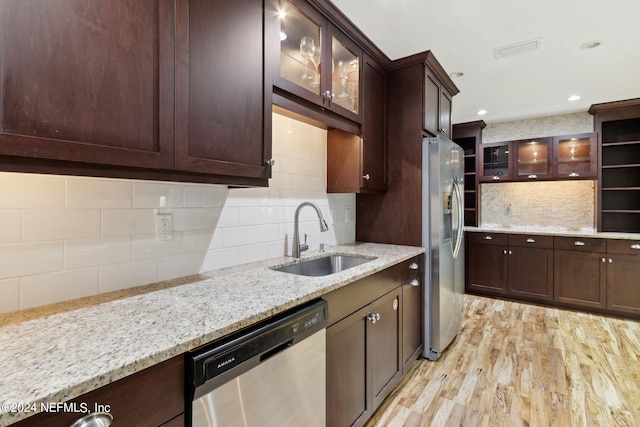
[[300, 233, 309, 253]]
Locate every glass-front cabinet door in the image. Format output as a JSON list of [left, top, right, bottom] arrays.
[[480, 142, 512, 181], [553, 133, 597, 178], [328, 28, 360, 119], [275, 0, 362, 123], [276, 0, 324, 105], [515, 137, 552, 180]]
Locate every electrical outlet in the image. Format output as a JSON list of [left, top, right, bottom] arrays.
[[156, 213, 173, 241], [344, 208, 352, 223], [330, 209, 337, 225]]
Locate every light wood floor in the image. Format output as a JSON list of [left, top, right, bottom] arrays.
[[366, 295, 640, 427]]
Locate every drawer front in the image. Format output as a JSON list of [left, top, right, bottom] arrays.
[[554, 236, 606, 252], [508, 234, 553, 249], [607, 239, 640, 255], [467, 232, 508, 246], [400, 254, 424, 283]]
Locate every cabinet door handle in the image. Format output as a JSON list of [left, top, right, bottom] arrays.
[[491, 176, 501, 181], [527, 174, 538, 179], [410, 279, 420, 287], [602, 258, 606, 263], [569, 172, 580, 177], [574, 241, 586, 246], [508, 250, 512, 255], [483, 235, 493, 240], [526, 238, 536, 243], [362, 174, 371, 180], [409, 262, 419, 270], [366, 313, 381, 324], [609, 259, 613, 263], [503, 249, 507, 255], [439, 128, 447, 133], [266, 159, 275, 166], [631, 244, 640, 250]]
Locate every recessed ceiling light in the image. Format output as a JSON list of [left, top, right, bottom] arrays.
[[450, 72, 464, 78], [567, 95, 581, 102], [580, 40, 602, 50], [477, 109, 487, 116]]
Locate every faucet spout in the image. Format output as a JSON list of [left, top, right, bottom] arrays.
[[293, 202, 329, 258]]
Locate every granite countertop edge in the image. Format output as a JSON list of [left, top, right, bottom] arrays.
[[0, 242, 424, 425], [465, 226, 640, 240]]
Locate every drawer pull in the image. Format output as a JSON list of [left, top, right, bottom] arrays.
[[527, 174, 538, 179], [70, 412, 113, 427], [526, 238, 536, 243], [631, 244, 640, 250], [574, 241, 586, 246], [483, 235, 493, 240], [410, 279, 420, 287], [491, 176, 500, 181], [409, 262, 419, 270]]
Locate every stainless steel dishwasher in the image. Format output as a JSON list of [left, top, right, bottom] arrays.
[[186, 299, 327, 427]]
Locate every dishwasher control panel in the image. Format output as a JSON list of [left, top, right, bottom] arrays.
[[188, 299, 327, 397]]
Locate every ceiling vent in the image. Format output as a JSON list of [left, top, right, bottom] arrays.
[[493, 38, 542, 59]]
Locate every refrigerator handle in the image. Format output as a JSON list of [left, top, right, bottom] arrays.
[[452, 177, 464, 259]]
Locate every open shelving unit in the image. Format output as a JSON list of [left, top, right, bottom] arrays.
[[453, 120, 485, 227], [590, 99, 640, 233]]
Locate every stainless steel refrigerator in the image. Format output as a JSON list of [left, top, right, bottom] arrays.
[[421, 135, 465, 361]]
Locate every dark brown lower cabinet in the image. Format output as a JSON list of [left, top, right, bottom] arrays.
[[554, 237, 607, 310], [13, 355, 184, 427], [507, 234, 554, 302], [467, 232, 508, 296], [467, 232, 553, 303], [606, 239, 640, 315], [326, 288, 402, 427]]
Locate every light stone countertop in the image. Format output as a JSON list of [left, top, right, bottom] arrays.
[[0, 242, 424, 425], [465, 225, 640, 241]]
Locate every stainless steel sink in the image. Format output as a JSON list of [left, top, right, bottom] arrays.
[[273, 254, 374, 277]]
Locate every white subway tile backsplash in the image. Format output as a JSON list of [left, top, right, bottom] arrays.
[[183, 184, 228, 207], [237, 243, 268, 265], [0, 172, 65, 209], [222, 226, 254, 247], [158, 252, 207, 282], [0, 112, 356, 312], [0, 210, 22, 244], [0, 278, 20, 314], [0, 242, 64, 280], [23, 209, 101, 242], [66, 178, 132, 209], [102, 209, 155, 236], [201, 247, 238, 272], [132, 233, 185, 260], [133, 182, 184, 208], [65, 236, 132, 269], [21, 268, 100, 309], [100, 259, 158, 293]]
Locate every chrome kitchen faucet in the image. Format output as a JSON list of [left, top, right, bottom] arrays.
[[292, 202, 329, 258]]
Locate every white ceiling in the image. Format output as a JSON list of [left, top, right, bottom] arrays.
[[330, 0, 640, 125]]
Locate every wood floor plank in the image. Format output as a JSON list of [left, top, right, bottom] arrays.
[[365, 294, 640, 427]]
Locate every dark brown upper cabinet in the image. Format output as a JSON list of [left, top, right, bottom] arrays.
[[552, 132, 597, 179], [273, 0, 362, 124], [479, 133, 596, 183], [327, 54, 386, 193], [424, 67, 452, 137], [0, 0, 175, 170], [479, 141, 513, 182], [0, 0, 271, 186], [174, 0, 272, 181], [514, 137, 553, 180]]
